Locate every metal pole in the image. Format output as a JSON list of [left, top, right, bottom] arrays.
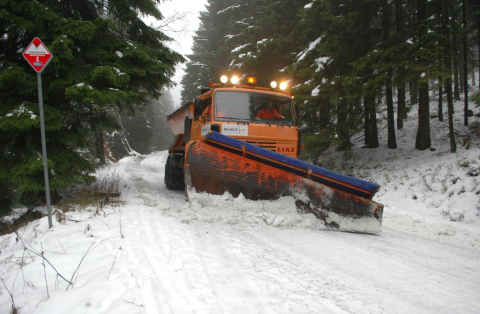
[[37, 72, 53, 228]]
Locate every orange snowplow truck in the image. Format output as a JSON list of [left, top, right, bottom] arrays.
[[166, 76, 301, 189], [165, 75, 384, 233]]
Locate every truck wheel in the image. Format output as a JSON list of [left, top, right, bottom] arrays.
[[184, 117, 192, 143], [164, 155, 185, 190]]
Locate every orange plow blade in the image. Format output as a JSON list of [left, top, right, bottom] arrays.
[[184, 137, 383, 233]]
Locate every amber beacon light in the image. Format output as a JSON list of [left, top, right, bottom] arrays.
[[246, 77, 257, 85]]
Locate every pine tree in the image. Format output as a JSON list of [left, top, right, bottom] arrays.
[[181, 0, 238, 103], [0, 0, 183, 211], [180, 0, 475, 162], [182, 0, 309, 101]]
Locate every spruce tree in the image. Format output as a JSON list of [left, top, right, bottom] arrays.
[[181, 0, 238, 103], [0, 0, 183, 211]]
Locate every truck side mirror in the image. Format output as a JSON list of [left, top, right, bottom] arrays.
[[194, 99, 203, 119]]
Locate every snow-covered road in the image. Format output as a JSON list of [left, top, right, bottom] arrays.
[[1, 151, 479, 314], [126, 205, 480, 313]]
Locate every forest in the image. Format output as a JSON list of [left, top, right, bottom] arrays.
[[1, 0, 480, 213], [0, 0, 181, 213], [182, 0, 480, 164]]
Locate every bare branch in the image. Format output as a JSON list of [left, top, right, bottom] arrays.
[[153, 10, 189, 34], [15, 233, 73, 286], [66, 242, 96, 290], [125, 298, 144, 307], [41, 243, 49, 298], [108, 247, 122, 279], [1, 277, 17, 313], [56, 232, 67, 254]]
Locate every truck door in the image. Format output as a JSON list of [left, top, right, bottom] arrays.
[[190, 96, 212, 141]]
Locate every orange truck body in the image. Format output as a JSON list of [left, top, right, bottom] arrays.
[[167, 83, 300, 158]]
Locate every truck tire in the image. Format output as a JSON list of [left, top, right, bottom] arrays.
[[184, 117, 192, 143], [164, 155, 185, 190]]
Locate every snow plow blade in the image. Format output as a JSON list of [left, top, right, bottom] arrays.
[[184, 131, 384, 233]]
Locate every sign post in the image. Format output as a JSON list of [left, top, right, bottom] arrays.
[[23, 38, 54, 229]]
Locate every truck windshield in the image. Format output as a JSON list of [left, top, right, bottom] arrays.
[[214, 91, 297, 126]]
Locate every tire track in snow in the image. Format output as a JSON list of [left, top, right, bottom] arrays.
[[124, 152, 186, 209], [244, 228, 480, 314], [193, 225, 480, 314], [122, 205, 221, 313], [193, 227, 275, 314], [195, 227, 359, 314]]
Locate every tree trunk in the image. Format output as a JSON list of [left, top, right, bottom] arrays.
[[462, 0, 469, 126], [452, 0, 461, 101], [415, 83, 431, 150], [382, 1, 396, 149], [459, 60, 464, 93], [395, 0, 406, 130], [409, 80, 418, 104], [364, 97, 371, 145], [445, 79, 457, 152], [443, 7, 457, 153], [370, 103, 379, 148], [386, 73, 397, 149], [454, 67, 460, 97], [415, 0, 431, 150], [397, 86, 406, 129], [336, 104, 351, 151], [478, 0, 480, 88], [438, 78, 444, 121], [364, 95, 379, 148], [95, 127, 106, 165]]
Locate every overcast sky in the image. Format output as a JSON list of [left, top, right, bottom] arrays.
[[155, 0, 210, 107]]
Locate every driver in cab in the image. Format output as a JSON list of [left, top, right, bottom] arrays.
[[255, 101, 284, 120]]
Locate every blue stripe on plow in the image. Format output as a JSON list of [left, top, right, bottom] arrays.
[[205, 131, 380, 198]]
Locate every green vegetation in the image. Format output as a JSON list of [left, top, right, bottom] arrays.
[[183, 0, 479, 162], [0, 0, 183, 213]]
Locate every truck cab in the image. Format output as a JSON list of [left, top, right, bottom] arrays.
[[165, 76, 301, 190], [192, 87, 299, 157]]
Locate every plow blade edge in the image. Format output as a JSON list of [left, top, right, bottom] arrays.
[[184, 132, 384, 233]]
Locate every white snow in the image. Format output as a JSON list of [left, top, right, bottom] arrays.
[[315, 56, 329, 72], [224, 34, 239, 40], [256, 38, 268, 45], [217, 5, 240, 15], [112, 67, 126, 76], [1, 95, 480, 313], [297, 36, 322, 62], [231, 43, 251, 53], [3, 104, 37, 120]]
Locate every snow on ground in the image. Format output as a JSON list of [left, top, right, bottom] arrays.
[[1, 96, 480, 314]]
